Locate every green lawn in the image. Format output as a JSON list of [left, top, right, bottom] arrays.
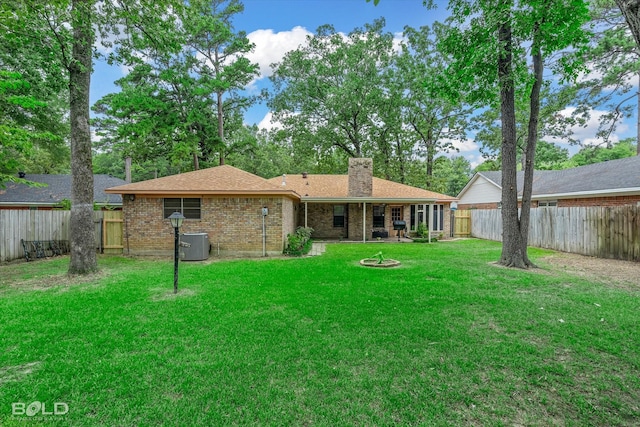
[[1, 240, 638, 426]]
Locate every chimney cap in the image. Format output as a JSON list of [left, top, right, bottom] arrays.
[[302, 172, 308, 178]]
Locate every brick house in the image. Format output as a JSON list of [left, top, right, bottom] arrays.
[[268, 158, 457, 242], [106, 158, 457, 257], [457, 156, 640, 209]]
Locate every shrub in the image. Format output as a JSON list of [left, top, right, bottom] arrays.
[[284, 227, 314, 256], [411, 237, 437, 243], [416, 222, 429, 238]]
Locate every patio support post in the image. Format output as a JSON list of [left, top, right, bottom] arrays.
[[362, 202, 367, 243], [304, 202, 308, 228], [428, 203, 433, 243]]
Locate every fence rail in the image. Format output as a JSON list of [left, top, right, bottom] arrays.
[[471, 206, 640, 261], [0, 210, 122, 262]]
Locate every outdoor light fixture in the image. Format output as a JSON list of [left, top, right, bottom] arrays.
[[168, 211, 185, 293]]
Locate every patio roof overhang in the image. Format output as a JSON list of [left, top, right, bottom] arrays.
[[300, 197, 456, 244], [300, 197, 452, 204]]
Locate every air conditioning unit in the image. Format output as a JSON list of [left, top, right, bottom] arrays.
[[180, 233, 209, 261]]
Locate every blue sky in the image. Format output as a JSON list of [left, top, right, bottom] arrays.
[[91, 0, 637, 168]]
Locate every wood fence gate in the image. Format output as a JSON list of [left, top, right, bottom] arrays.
[[101, 211, 123, 255], [454, 209, 471, 237]]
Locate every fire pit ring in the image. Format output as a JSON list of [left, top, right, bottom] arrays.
[[359, 258, 401, 268]]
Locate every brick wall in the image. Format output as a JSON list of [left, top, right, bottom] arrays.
[[299, 203, 346, 239], [348, 158, 373, 197], [123, 196, 293, 257], [298, 202, 451, 240], [458, 202, 500, 210], [556, 195, 640, 207]]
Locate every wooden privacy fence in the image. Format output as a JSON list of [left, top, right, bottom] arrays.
[[471, 206, 640, 261], [0, 210, 123, 262]]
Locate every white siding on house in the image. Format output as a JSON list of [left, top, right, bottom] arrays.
[[458, 176, 502, 205]]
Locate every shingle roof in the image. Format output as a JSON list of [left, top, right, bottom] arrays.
[[105, 165, 300, 199], [0, 174, 126, 206], [477, 156, 640, 197], [267, 174, 457, 202]]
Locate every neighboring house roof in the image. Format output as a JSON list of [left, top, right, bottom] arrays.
[[267, 174, 457, 203], [105, 165, 301, 199], [458, 156, 640, 202], [0, 174, 126, 207]]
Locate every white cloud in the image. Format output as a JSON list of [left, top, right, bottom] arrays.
[[545, 107, 629, 149], [437, 137, 482, 168], [247, 26, 312, 80], [257, 111, 280, 131], [451, 138, 479, 153]]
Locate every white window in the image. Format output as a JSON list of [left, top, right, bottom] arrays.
[[538, 200, 557, 208], [410, 204, 444, 231]]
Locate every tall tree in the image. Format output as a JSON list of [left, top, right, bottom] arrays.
[[393, 24, 471, 189], [93, 0, 258, 172], [3, 0, 97, 273], [5, 0, 185, 273], [268, 19, 395, 161], [568, 1, 640, 153], [68, 0, 96, 273], [442, 0, 589, 268], [182, 0, 259, 166], [0, 4, 70, 183]]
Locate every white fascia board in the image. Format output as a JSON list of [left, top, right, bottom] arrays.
[[301, 197, 444, 203], [531, 187, 640, 200]]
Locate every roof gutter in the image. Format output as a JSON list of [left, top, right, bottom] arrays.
[[0, 201, 122, 207], [530, 187, 640, 200], [301, 197, 455, 203], [105, 189, 301, 200]]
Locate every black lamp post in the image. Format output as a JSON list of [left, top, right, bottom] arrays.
[[168, 211, 185, 294]]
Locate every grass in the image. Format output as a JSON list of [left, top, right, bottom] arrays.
[[0, 240, 638, 426]]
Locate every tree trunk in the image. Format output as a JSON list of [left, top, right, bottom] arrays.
[[217, 89, 225, 165], [426, 143, 435, 190], [518, 24, 544, 269], [498, 3, 527, 268], [616, 1, 640, 155], [68, 0, 97, 274], [616, 0, 640, 49]]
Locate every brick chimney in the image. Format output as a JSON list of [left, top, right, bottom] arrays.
[[348, 158, 373, 197]]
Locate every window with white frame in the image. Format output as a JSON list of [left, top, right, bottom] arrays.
[[163, 198, 201, 219], [410, 204, 444, 231], [538, 200, 558, 208]]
